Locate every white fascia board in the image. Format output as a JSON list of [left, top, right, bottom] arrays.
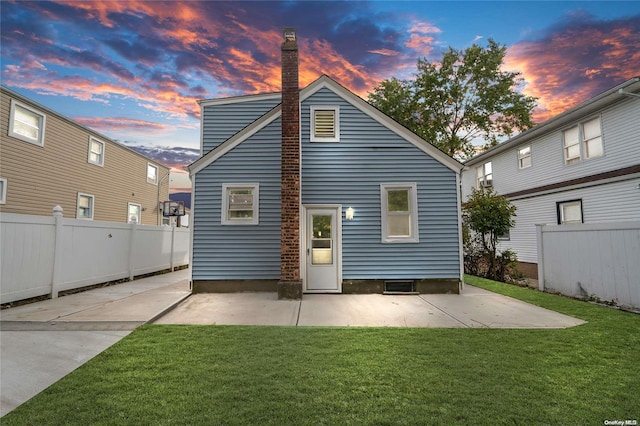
[[188, 105, 282, 176], [301, 76, 463, 174], [198, 92, 280, 107]]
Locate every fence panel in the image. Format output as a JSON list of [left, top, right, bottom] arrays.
[[1, 210, 190, 304], [0, 213, 56, 302], [537, 221, 640, 310]]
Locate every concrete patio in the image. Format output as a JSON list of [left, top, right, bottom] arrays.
[[1, 269, 586, 417]]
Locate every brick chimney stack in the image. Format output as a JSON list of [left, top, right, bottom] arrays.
[[278, 28, 303, 300]]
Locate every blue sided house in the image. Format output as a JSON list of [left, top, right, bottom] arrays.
[[188, 29, 464, 299]]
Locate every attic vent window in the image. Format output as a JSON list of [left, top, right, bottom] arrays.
[[310, 105, 340, 142]]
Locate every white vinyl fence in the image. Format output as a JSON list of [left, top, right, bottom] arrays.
[[536, 221, 640, 310], [1, 207, 189, 304]]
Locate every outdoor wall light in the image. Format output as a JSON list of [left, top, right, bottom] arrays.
[[345, 207, 354, 220]]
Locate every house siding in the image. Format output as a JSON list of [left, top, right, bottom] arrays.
[[462, 97, 640, 199], [302, 88, 460, 279], [0, 89, 169, 224], [201, 97, 281, 154], [192, 119, 282, 280], [498, 177, 640, 263]]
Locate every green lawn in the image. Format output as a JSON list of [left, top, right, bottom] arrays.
[[4, 276, 639, 425]]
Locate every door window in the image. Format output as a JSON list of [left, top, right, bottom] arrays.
[[311, 214, 333, 265]]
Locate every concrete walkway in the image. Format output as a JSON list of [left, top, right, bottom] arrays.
[[0, 269, 191, 417], [1, 272, 586, 417]]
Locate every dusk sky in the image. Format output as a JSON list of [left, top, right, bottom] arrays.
[[2, 1, 639, 192]]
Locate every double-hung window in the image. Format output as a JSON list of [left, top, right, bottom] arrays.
[[310, 105, 340, 142], [9, 100, 46, 146], [557, 200, 583, 224], [563, 116, 603, 164], [0, 178, 7, 204], [380, 183, 419, 243], [221, 183, 259, 225], [147, 163, 158, 185], [88, 137, 105, 166], [582, 117, 603, 159], [77, 193, 95, 220], [476, 162, 493, 188], [518, 146, 531, 169], [127, 202, 141, 224]]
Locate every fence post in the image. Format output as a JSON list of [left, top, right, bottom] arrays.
[[170, 225, 176, 271], [535, 224, 545, 292], [51, 205, 64, 299], [128, 218, 137, 281]]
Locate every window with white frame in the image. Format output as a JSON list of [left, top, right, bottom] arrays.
[[127, 202, 141, 224], [147, 163, 158, 185], [563, 125, 581, 164], [9, 100, 46, 146], [0, 178, 7, 204], [557, 200, 583, 224], [88, 137, 105, 166], [582, 117, 603, 159], [380, 183, 419, 243], [518, 146, 531, 169], [310, 105, 340, 142], [563, 116, 603, 164], [476, 162, 493, 188], [77, 193, 95, 220], [221, 183, 259, 225]]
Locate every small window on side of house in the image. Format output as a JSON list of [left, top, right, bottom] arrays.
[[0, 178, 7, 204], [563, 126, 581, 165], [476, 162, 493, 188], [128, 202, 141, 224], [310, 105, 340, 142], [380, 183, 419, 243], [147, 163, 158, 185], [582, 117, 603, 159], [557, 200, 583, 224], [8, 100, 46, 146], [221, 183, 259, 225], [88, 137, 105, 166], [77, 193, 95, 220], [518, 146, 531, 169]]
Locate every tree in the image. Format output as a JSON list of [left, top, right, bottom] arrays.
[[462, 187, 517, 280], [368, 39, 537, 159]]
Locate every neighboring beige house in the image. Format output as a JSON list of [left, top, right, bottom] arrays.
[[0, 86, 170, 224]]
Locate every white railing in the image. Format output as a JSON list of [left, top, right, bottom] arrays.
[[536, 221, 640, 310], [1, 206, 189, 304]]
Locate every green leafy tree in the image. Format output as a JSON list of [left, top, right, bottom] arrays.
[[368, 39, 537, 159], [462, 187, 517, 280]]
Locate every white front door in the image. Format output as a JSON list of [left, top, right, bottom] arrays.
[[305, 207, 341, 293]]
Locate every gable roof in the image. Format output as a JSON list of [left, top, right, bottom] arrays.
[[465, 76, 640, 167], [189, 75, 463, 175]]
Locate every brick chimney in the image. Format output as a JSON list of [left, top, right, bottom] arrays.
[[278, 28, 303, 300]]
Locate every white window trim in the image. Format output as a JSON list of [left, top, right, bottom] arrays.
[[8, 99, 46, 146], [517, 145, 531, 169], [562, 116, 603, 165], [310, 105, 340, 142], [147, 163, 159, 185], [0, 178, 7, 204], [127, 202, 142, 224], [380, 183, 419, 243], [221, 183, 259, 225], [88, 136, 105, 167], [476, 162, 493, 188], [76, 192, 95, 220], [582, 116, 603, 160]]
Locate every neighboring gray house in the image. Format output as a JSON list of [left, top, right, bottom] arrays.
[[461, 76, 640, 278], [188, 30, 463, 298]]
